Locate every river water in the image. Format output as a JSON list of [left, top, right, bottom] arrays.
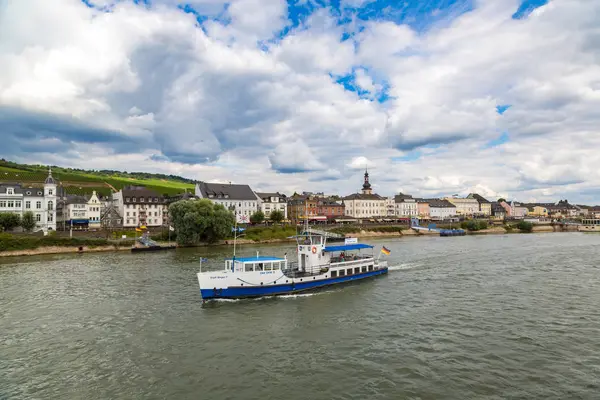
[[1, 232, 600, 399]]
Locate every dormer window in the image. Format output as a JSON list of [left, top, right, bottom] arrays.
[[37, 191, 42, 196], [126, 197, 131, 202], [26, 191, 31, 195], [224, 194, 229, 199], [208, 194, 214, 198], [133, 198, 136, 202], [154, 197, 158, 202], [140, 198, 145, 202], [148, 198, 152, 203], [7, 188, 13, 195]]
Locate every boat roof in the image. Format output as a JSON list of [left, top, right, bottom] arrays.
[[229, 256, 285, 263], [323, 244, 374, 252]]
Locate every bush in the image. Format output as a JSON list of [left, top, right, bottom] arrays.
[[517, 220, 533, 233], [269, 210, 284, 223], [461, 220, 489, 231], [21, 211, 36, 232]]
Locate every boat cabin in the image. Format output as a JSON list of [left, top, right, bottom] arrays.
[[323, 244, 374, 264], [225, 256, 287, 273], [581, 219, 600, 225]]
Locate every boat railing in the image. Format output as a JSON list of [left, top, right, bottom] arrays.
[[283, 262, 330, 278], [329, 255, 373, 266]]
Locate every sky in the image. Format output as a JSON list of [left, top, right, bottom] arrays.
[[1, 0, 599, 203]]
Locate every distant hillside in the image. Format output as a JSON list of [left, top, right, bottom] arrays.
[[0, 159, 196, 197]]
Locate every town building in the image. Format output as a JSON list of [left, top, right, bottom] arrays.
[[0, 168, 57, 232], [546, 200, 579, 218], [316, 197, 345, 221], [58, 190, 104, 231], [589, 206, 600, 219], [428, 199, 456, 220], [113, 186, 166, 228], [195, 181, 259, 223], [467, 193, 492, 216], [500, 201, 528, 218], [445, 196, 480, 216], [342, 170, 386, 218], [416, 199, 430, 218], [255, 192, 288, 220], [491, 202, 506, 220], [385, 197, 396, 217], [394, 193, 418, 217]]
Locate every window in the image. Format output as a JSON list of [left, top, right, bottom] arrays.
[[361, 266, 367, 273], [48, 214, 53, 222], [25, 201, 30, 209], [368, 265, 373, 271], [154, 212, 158, 217], [126, 198, 130, 202], [148, 198, 152, 203], [16, 201, 21, 208], [133, 198, 136, 203], [154, 198, 158, 202], [127, 212, 130, 216], [8, 201, 14, 208], [354, 267, 360, 274], [0, 201, 5, 208], [48, 201, 53, 211], [331, 270, 338, 278], [36, 201, 42, 209], [140, 197, 144, 202], [7, 188, 13, 195], [49, 189, 53, 196], [339, 270, 345, 276], [347, 269, 352, 275], [36, 214, 41, 222]]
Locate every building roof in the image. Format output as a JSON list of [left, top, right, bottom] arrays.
[[255, 192, 286, 202], [0, 184, 23, 194], [65, 195, 88, 205], [491, 202, 506, 212], [394, 194, 416, 203], [121, 186, 165, 203], [196, 181, 257, 201], [428, 199, 456, 208], [343, 193, 385, 201], [467, 193, 491, 203], [45, 167, 56, 185]]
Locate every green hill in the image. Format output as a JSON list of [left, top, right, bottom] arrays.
[[0, 159, 196, 197]]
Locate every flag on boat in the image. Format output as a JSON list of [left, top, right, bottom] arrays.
[[140, 225, 147, 230], [200, 258, 208, 262], [169, 226, 175, 232], [381, 246, 391, 255]]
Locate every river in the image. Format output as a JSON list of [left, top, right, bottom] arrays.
[[1, 232, 600, 399]]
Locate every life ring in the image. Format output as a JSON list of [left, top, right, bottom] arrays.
[[311, 246, 317, 254]]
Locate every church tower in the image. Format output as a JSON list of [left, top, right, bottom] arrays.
[[44, 167, 57, 231], [361, 167, 372, 195]]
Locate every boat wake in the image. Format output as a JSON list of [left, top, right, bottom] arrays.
[[388, 263, 420, 271]]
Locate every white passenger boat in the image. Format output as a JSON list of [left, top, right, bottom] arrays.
[[578, 219, 600, 232], [197, 229, 389, 300]]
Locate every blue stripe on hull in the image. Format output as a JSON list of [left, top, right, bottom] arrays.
[[200, 268, 388, 300]]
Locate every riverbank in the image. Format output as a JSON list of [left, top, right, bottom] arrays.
[[0, 225, 580, 257]]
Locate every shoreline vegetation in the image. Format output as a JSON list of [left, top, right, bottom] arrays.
[[0, 223, 580, 258]]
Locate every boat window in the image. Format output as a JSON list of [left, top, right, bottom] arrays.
[[339, 270, 345, 276], [256, 263, 264, 271], [264, 262, 272, 271], [245, 264, 254, 272], [272, 262, 280, 270], [347, 268, 352, 275], [331, 270, 338, 278], [361, 266, 367, 273], [354, 267, 360, 274], [368, 265, 373, 271]]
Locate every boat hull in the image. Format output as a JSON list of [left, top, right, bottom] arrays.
[[200, 267, 388, 300]]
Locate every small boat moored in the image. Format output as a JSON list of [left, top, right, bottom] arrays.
[[197, 229, 390, 301]]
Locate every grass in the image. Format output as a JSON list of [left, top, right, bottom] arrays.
[[0, 233, 134, 252], [242, 226, 298, 242], [0, 160, 194, 196]]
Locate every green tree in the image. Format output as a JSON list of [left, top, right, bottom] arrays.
[[250, 210, 265, 225], [497, 198, 506, 203], [517, 220, 533, 233], [269, 210, 284, 223], [21, 211, 37, 232], [0, 213, 21, 232], [169, 199, 235, 245]]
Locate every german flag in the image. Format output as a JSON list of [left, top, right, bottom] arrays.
[[381, 246, 391, 255]]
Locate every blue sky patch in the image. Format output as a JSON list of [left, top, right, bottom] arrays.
[[496, 104, 511, 115], [484, 132, 510, 148], [392, 150, 423, 162], [512, 0, 548, 19]]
